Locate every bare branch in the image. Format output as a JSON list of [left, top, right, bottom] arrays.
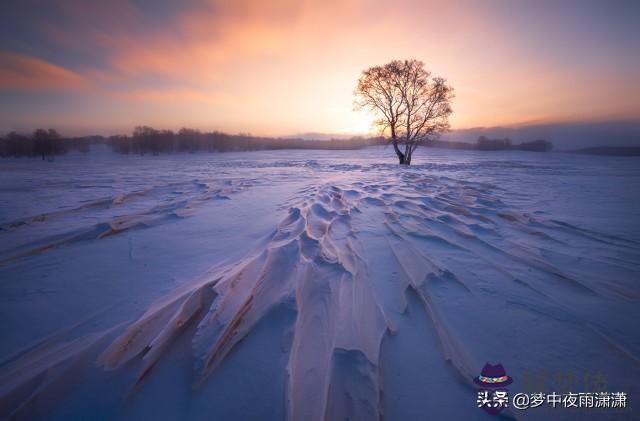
[[354, 59, 453, 165]]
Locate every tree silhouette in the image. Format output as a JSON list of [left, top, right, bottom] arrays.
[[355, 59, 454, 165], [33, 128, 62, 160]]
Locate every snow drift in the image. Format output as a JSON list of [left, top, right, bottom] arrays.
[[0, 148, 638, 420]]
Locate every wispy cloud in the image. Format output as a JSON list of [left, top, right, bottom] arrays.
[[0, 53, 89, 91]]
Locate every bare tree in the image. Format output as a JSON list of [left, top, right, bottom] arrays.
[[354, 59, 454, 165], [33, 128, 62, 161]]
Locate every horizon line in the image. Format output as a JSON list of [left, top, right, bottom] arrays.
[[3, 117, 640, 139]]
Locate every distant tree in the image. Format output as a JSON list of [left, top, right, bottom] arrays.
[[33, 129, 48, 160], [47, 129, 64, 157], [33, 128, 62, 160], [477, 136, 512, 150], [109, 135, 131, 154], [1, 132, 31, 157], [177, 128, 201, 152], [354, 59, 454, 165]]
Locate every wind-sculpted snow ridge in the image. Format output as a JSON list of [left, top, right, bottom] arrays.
[[96, 183, 390, 420], [0, 177, 252, 264], [1, 161, 639, 420], [0, 183, 392, 420]]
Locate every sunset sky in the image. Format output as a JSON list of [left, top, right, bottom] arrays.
[[1, 0, 639, 136]]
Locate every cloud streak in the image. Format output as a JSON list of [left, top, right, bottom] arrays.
[[0, 53, 89, 92]]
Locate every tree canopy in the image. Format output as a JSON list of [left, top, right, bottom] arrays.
[[355, 59, 454, 164]]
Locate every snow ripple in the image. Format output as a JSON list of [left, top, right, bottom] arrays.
[[1, 161, 639, 420]]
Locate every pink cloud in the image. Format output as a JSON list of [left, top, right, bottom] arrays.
[[0, 53, 89, 91]]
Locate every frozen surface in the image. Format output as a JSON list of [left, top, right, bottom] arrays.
[[0, 147, 639, 420]]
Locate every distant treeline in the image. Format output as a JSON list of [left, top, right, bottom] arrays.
[[109, 126, 386, 155], [427, 136, 553, 152], [1, 128, 556, 158], [0, 127, 388, 158], [0, 129, 96, 159]]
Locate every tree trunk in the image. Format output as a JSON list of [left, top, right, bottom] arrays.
[[392, 137, 406, 164], [400, 143, 412, 165]]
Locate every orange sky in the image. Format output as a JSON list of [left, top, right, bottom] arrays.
[[1, 0, 639, 136]]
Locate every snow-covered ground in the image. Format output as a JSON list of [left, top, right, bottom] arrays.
[[0, 147, 638, 420]]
